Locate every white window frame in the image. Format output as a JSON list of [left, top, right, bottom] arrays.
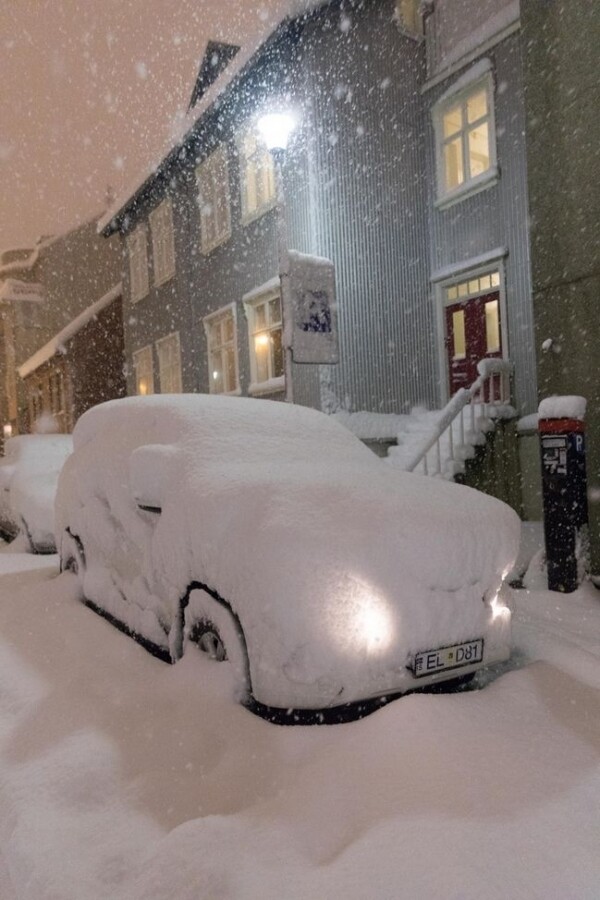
[[203, 304, 240, 395], [149, 199, 176, 287], [238, 126, 276, 224], [127, 225, 149, 303], [156, 331, 182, 394], [243, 284, 285, 396], [196, 145, 232, 254], [433, 68, 498, 209], [133, 345, 154, 396]]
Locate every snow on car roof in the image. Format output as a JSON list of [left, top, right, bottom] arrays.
[[72, 393, 372, 467]]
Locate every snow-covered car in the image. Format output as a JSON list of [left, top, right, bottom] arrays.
[[0, 434, 73, 553], [56, 395, 519, 718]]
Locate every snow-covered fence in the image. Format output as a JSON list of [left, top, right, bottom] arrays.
[[403, 359, 514, 477]]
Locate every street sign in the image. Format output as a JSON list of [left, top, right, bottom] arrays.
[[283, 250, 339, 364]]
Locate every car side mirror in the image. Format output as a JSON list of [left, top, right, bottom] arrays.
[[128, 444, 178, 515]]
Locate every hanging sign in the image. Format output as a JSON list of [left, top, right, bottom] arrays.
[[283, 250, 339, 364]]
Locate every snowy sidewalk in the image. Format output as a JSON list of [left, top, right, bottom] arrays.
[[513, 581, 600, 690]]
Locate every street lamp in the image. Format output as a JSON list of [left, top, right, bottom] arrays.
[[257, 110, 297, 402]]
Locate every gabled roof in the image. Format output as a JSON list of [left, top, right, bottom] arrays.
[[188, 41, 240, 111], [98, 0, 330, 237]]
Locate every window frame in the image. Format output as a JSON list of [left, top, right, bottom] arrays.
[[203, 303, 240, 395], [127, 225, 149, 303], [155, 330, 182, 394], [243, 285, 285, 396], [237, 125, 277, 224], [196, 145, 232, 254], [133, 345, 154, 396], [149, 199, 176, 287], [433, 71, 498, 209]]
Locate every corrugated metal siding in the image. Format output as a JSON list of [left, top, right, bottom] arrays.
[[288, 0, 436, 414], [119, 0, 534, 418], [426, 33, 536, 414]]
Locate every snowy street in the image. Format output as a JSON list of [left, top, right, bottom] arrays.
[[0, 550, 598, 899]]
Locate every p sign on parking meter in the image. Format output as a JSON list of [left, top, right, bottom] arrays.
[[538, 396, 589, 593]]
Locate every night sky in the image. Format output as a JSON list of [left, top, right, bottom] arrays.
[[0, 0, 301, 251]]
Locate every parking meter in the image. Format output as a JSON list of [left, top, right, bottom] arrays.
[[539, 397, 588, 592]]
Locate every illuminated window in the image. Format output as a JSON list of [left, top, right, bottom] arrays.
[[203, 306, 239, 394], [452, 310, 466, 359], [445, 271, 500, 302], [435, 74, 496, 201], [156, 332, 182, 394], [196, 145, 231, 254], [127, 225, 149, 303], [485, 299, 500, 352], [150, 199, 176, 287], [133, 345, 154, 396], [244, 287, 284, 393], [396, 0, 423, 37], [238, 127, 276, 222]]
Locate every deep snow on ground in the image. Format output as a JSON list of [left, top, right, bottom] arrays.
[[0, 550, 598, 899]]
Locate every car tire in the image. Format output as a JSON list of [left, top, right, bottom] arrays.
[[60, 529, 85, 578], [185, 588, 251, 703], [189, 620, 227, 662]]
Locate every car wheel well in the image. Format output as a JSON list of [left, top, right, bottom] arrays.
[[180, 581, 252, 702]]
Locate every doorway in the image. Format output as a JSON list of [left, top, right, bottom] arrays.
[[443, 272, 502, 396]]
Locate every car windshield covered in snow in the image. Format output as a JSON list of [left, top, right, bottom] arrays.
[[56, 394, 519, 719]]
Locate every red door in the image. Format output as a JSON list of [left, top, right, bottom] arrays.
[[445, 290, 502, 395]]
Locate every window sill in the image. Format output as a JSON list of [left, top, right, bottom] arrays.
[[248, 376, 285, 397], [434, 167, 499, 211], [154, 270, 176, 289], [241, 199, 277, 227], [201, 232, 231, 256]]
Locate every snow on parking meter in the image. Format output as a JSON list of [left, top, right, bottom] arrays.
[[538, 396, 589, 593]]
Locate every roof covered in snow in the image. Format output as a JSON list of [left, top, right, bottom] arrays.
[[17, 283, 122, 379]]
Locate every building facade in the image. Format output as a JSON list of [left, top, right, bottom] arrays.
[[521, 0, 600, 577], [0, 217, 125, 436], [102, 0, 536, 425]]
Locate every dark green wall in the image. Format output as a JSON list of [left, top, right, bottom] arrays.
[[522, 0, 600, 576]]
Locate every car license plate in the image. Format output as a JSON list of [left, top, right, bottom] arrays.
[[411, 638, 484, 678]]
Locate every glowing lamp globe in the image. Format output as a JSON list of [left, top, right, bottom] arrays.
[[257, 112, 296, 151]]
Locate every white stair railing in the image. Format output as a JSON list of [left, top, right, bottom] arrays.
[[403, 359, 513, 477]]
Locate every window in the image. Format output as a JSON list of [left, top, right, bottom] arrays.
[[238, 128, 276, 221], [452, 310, 466, 359], [133, 345, 154, 395], [485, 299, 500, 352], [127, 225, 149, 303], [150, 199, 176, 286], [396, 0, 423, 37], [244, 288, 284, 393], [203, 306, 239, 394], [445, 271, 499, 302], [434, 74, 496, 203], [156, 332, 182, 393], [196, 145, 231, 253], [27, 365, 68, 432], [48, 370, 65, 417]]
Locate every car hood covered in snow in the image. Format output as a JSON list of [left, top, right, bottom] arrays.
[[56, 395, 520, 707]]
